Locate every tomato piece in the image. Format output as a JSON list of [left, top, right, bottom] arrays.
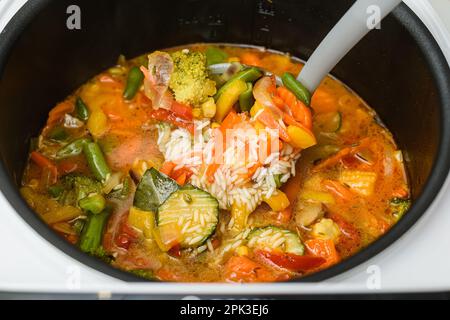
[[171, 101, 193, 121], [58, 159, 78, 175], [150, 109, 194, 134], [254, 250, 326, 272]]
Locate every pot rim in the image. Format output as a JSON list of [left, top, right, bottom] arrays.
[[0, 0, 450, 284]]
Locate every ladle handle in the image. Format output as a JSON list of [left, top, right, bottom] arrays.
[[297, 0, 403, 93]]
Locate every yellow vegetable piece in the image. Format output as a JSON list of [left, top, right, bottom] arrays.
[[311, 218, 341, 243], [87, 109, 109, 138], [263, 190, 290, 211], [287, 125, 317, 149], [201, 98, 217, 118], [215, 79, 247, 122], [228, 57, 241, 63], [253, 121, 265, 134], [128, 207, 155, 239], [231, 202, 251, 232], [250, 101, 264, 118], [299, 190, 335, 205], [211, 122, 221, 129], [153, 224, 181, 252], [192, 107, 202, 118], [236, 246, 249, 256]]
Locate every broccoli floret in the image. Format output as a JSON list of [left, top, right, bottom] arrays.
[[390, 197, 411, 220], [59, 174, 103, 207], [169, 50, 217, 106]]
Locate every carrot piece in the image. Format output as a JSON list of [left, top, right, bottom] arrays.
[[312, 147, 352, 172], [240, 52, 262, 67], [322, 179, 354, 201], [220, 110, 241, 131], [272, 95, 287, 111], [295, 100, 313, 130], [30, 151, 58, 184], [305, 239, 340, 268], [313, 138, 372, 172], [175, 173, 187, 185], [160, 161, 176, 176], [223, 255, 278, 283]]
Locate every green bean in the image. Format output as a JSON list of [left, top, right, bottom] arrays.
[[75, 97, 90, 121], [239, 82, 255, 112], [79, 209, 110, 254], [206, 47, 228, 66], [83, 142, 111, 182], [282, 72, 312, 106], [123, 66, 144, 100], [56, 138, 90, 159], [214, 67, 263, 101], [79, 193, 106, 214]]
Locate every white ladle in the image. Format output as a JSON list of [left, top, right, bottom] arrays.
[[210, 0, 403, 93]]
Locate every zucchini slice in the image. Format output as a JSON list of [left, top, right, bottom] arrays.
[[247, 226, 304, 255], [315, 111, 342, 133], [157, 185, 219, 248], [133, 168, 179, 212]]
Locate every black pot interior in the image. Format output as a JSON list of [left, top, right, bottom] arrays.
[[0, 0, 448, 282]]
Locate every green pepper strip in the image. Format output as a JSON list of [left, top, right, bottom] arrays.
[[83, 142, 111, 182], [79, 209, 110, 254], [56, 138, 91, 159], [123, 66, 144, 100], [79, 194, 106, 214], [282, 72, 312, 106], [214, 67, 263, 101], [75, 97, 90, 121], [239, 82, 255, 112]]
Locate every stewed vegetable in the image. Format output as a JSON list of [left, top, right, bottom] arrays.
[[20, 44, 410, 282]]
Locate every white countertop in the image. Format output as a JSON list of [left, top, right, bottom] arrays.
[[0, 0, 450, 296]]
